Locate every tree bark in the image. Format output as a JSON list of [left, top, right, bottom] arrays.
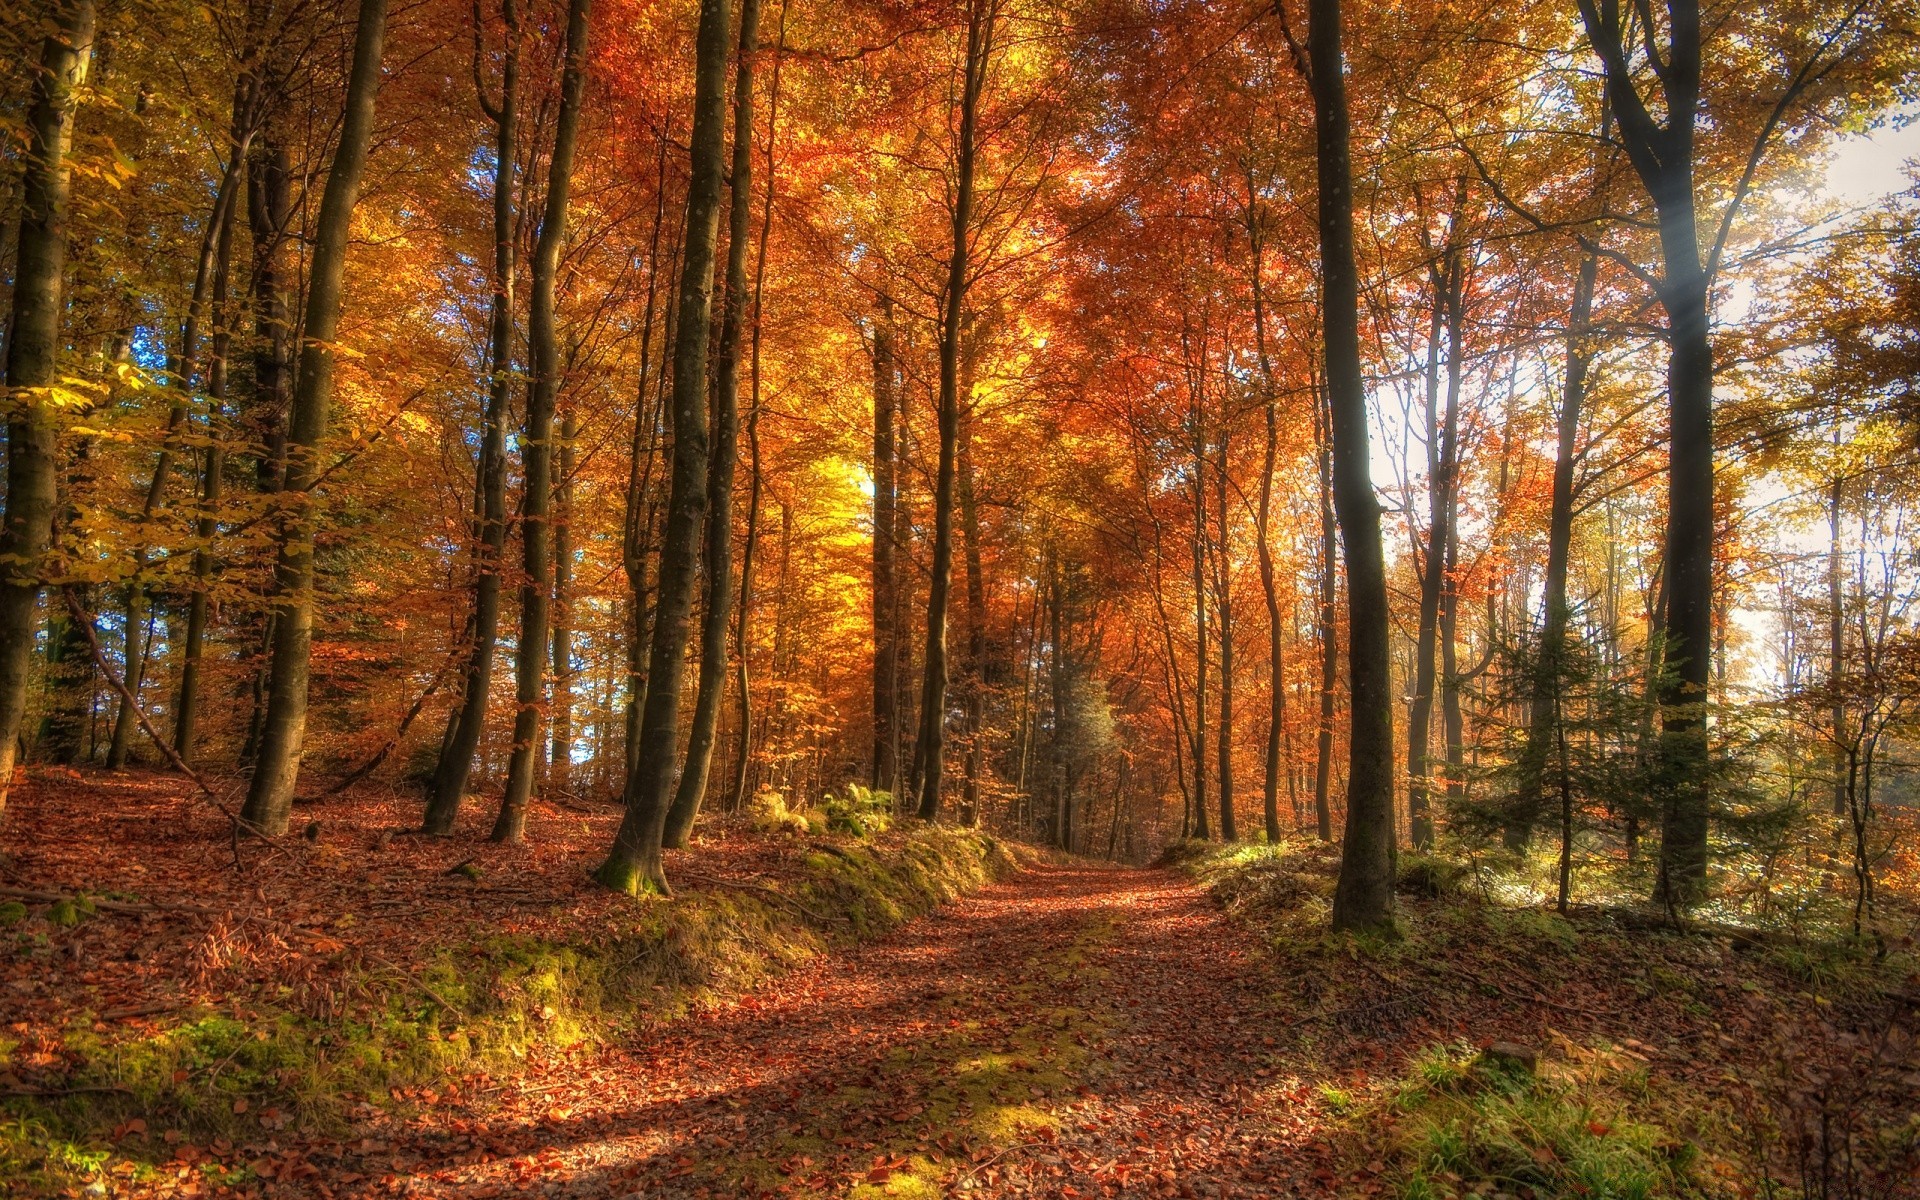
[[1514, 253, 1597, 846], [494, 0, 592, 844], [665, 0, 762, 848], [871, 297, 899, 794], [549, 409, 578, 797], [0, 0, 96, 811], [596, 0, 731, 893], [1247, 182, 1286, 844], [426, 0, 520, 834], [1215, 415, 1236, 841], [1303, 0, 1397, 932], [242, 0, 390, 836], [914, 0, 994, 822], [1312, 376, 1336, 842], [958, 333, 987, 827]]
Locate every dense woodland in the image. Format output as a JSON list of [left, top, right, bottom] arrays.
[[6, 0, 1920, 1195], [3, 0, 1920, 921]]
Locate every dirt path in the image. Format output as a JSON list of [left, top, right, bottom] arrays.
[[311, 862, 1338, 1198]]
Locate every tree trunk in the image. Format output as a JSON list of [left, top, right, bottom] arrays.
[[242, 0, 390, 836], [958, 337, 987, 828], [1515, 253, 1597, 846], [1406, 285, 1445, 850], [1190, 394, 1211, 841], [494, 0, 592, 844], [596, 0, 730, 893], [1576, 0, 1712, 906], [1306, 0, 1397, 932], [623, 137, 675, 788], [871, 297, 899, 794], [0, 0, 96, 811], [914, 0, 994, 823], [665, 0, 762, 848], [175, 129, 246, 765], [426, 0, 520, 834], [1827, 470, 1846, 817], [549, 409, 577, 797], [731, 0, 786, 813], [1215, 417, 1235, 842], [1312, 377, 1336, 841], [1247, 183, 1286, 844]]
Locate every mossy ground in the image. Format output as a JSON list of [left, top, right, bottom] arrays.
[[0, 820, 1015, 1196]]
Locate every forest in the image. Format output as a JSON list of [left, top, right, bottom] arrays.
[[2, 0, 1919, 1195]]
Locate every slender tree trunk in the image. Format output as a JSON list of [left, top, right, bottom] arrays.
[[1312, 377, 1336, 841], [1407, 286, 1445, 850], [914, 0, 994, 822], [871, 297, 899, 794], [665, 0, 762, 847], [596, 0, 730, 893], [1190, 399, 1211, 841], [1306, 0, 1397, 932], [426, 0, 520, 833], [495, 0, 592, 843], [1827, 470, 1846, 817], [1515, 253, 1597, 846], [958, 341, 987, 827], [0, 0, 96, 809], [175, 147, 244, 764], [241, 0, 390, 836], [1247, 185, 1286, 844], [549, 409, 577, 796], [1215, 418, 1236, 841], [731, 0, 786, 812]]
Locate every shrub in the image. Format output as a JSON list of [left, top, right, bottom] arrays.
[[823, 785, 893, 838]]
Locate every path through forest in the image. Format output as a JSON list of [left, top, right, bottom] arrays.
[[319, 863, 1341, 1198]]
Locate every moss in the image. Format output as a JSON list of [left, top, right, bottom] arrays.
[[3, 826, 1015, 1196], [1374, 1042, 1699, 1200], [0, 901, 27, 927]]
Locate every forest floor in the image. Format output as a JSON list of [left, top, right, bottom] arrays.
[[3, 772, 1918, 1198]]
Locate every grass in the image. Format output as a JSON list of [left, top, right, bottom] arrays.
[[1384, 1042, 1698, 1200], [0, 824, 1017, 1195]]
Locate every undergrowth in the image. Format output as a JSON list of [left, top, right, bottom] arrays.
[[0, 825, 1016, 1194]]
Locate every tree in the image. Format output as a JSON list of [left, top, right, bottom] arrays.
[[596, 0, 733, 893], [1292, 0, 1397, 932], [241, 0, 392, 836], [665, 0, 765, 848], [425, 0, 522, 835], [494, 0, 593, 844], [913, 0, 998, 823]]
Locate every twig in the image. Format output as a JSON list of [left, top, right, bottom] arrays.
[[364, 950, 465, 1016], [0, 885, 222, 917], [2, 1085, 134, 1098], [675, 872, 850, 925]]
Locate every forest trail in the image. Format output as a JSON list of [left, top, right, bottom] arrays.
[[326, 862, 1332, 1198]]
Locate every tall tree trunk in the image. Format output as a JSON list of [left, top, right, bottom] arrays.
[[731, 0, 786, 813], [1406, 286, 1445, 850], [494, 0, 592, 844], [1515, 253, 1597, 846], [1827, 469, 1846, 817], [1215, 418, 1236, 842], [1576, 0, 1712, 906], [0, 0, 96, 811], [549, 409, 577, 796], [1247, 180, 1286, 844], [958, 336, 987, 827], [622, 137, 674, 787], [1312, 377, 1336, 841], [871, 297, 899, 794], [596, 0, 730, 893], [1190, 392, 1211, 841], [426, 0, 520, 834], [914, 0, 994, 822], [175, 128, 246, 764], [665, 0, 762, 847], [1304, 0, 1396, 932], [242, 0, 390, 836]]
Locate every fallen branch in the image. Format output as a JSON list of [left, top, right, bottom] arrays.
[[675, 872, 850, 925], [0, 885, 222, 917], [61, 588, 276, 852], [2, 1084, 134, 1098]]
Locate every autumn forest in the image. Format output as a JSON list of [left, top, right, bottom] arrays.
[[3, 0, 1920, 1194]]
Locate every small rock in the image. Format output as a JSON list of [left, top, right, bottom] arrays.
[[1479, 1042, 1539, 1075]]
